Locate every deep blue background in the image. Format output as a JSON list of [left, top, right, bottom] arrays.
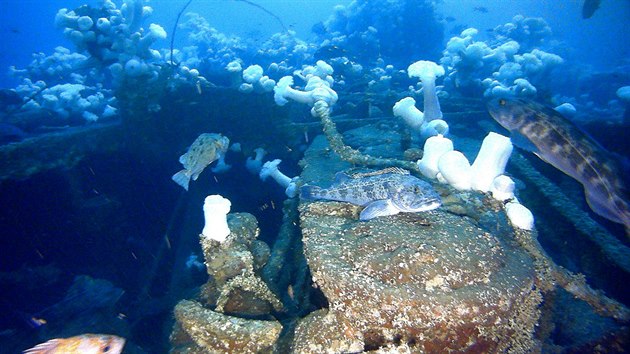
[[1, 0, 629, 88]]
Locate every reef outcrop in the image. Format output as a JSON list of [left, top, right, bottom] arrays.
[[170, 213, 283, 353]]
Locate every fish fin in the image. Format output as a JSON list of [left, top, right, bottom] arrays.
[[23, 338, 61, 354], [510, 131, 539, 153], [178, 154, 187, 165], [350, 167, 409, 179], [360, 200, 400, 221], [334, 172, 351, 183], [584, 188, 624, 225], [300, 185, 323, 200], [172, 170, 191, 191]]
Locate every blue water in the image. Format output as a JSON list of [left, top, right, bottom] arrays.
[[0, 0, 629, 352]]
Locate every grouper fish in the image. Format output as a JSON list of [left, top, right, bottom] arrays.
[[300, 167, 441, 221], [23, 334, 125, 354], [487, 98, 630, 231], [172, 133, 229, 191]]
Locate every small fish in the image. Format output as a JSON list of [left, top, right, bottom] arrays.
[[487, 98, 630, 231], [473, 6, 489, 13], [300, 168, 441, 221], [23, 334, 125, 354], [172, 133, 229, 190], [314, 44, 348, 61], [582, 0, 601, 19]]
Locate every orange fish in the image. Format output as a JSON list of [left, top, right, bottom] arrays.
[[23, 334, 125, 354]]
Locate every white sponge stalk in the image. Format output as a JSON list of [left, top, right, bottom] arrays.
[[393, 97, 424, 130], [417, 134, 453, 179], [260, 160, 290, 187], [470, 132, 513, 192], [505, 201, 534, 230], [490, 175, 515, 201], [201, 195, 231, 242], [437, 150, 472, 190], [407, 60, 445, 121], [420, 119, 449, 137], [260, 159, 299, 198], [246, 147, 267, 175]]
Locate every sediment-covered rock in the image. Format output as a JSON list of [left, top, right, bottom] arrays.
[[171, 212, 284, 352], [295, 201, 542, 353], [173, 300, 282, 353]]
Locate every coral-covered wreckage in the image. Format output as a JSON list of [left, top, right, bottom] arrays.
[[170, 109, 629, 352], [2, 0, 629, 352]]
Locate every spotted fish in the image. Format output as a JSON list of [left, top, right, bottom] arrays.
[[23, 334, 125, 354], [487, 98, 630, 231], [300, 168, 441, 221], [172, 133, 229, 191]]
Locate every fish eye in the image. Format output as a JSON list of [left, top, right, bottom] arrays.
[[498, 99, 506, 106], [103, 345, 110, 352]]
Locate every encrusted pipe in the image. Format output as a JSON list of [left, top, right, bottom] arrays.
[[313, 100, 421, 174], [513, 228, 630, 323]]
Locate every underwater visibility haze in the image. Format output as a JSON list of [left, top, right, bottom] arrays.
[[0, 0, 629, 353]]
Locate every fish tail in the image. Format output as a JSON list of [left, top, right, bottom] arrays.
[[172, 170, 191, 191], [300, 185, 323, 200], [23, 338, 61, 353]]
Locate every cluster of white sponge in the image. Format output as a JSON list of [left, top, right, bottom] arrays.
[[393, 60, 449, 138], [273, 60, 338, 116], [418, 133, 534, 230]]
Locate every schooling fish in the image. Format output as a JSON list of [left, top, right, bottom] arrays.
[[172, 133, 229, 191], [23, 334, 125, 354], [300, 167, 441, 221], [487, 98, 630, 231]]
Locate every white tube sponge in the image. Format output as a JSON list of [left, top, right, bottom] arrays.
[[242, 65, 264, 84], [124, 58, 147, 77], [616, 86, 630, 102], [226, 61, 243, 73], [260, 159, 299, 198], [96, 18, 111, 32], [417, 134, 453, 179], [505, 201, 534, 231], [393, 97, 424, 130], [437, 151, 472, 190], [211, 154, 231, 174], [201, 195, 232, 242], [491, 175, 516, 201], [420, 119, 449, 137], [407, 60, 445, 121], [77, 16, 94, 31], [274, 76, 338, 115], [274, 76, 309, 105], [470, 132, 513, 192], [246, 147, 267, 175]]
